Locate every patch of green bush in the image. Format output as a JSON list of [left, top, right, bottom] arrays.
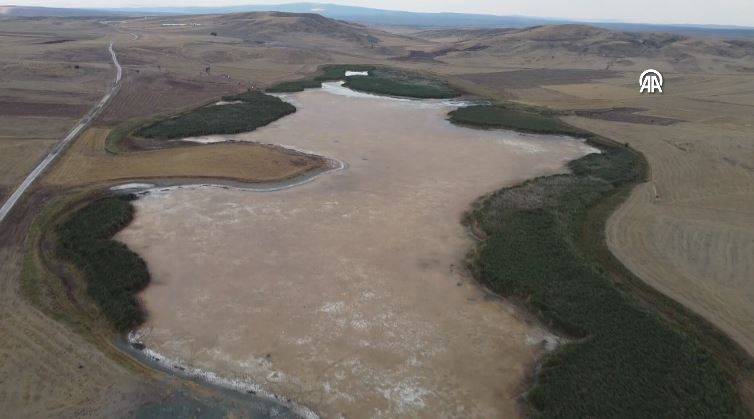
[[56, 195, 149, 331], [466, 145, 745, 417], [342, 68, 458, 99], [266, 64, 377, 93], [134, 90, 296, 140], [267, 64, 459, 98], [266, 79, 323, 93], [449, 104, 584, 136]]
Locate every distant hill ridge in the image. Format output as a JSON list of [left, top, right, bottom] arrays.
[[414, 24, 754, 69], [2, 3, 754, 39]]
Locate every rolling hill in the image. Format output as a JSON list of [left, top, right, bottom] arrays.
[[3, 3, 754, 39], [411, 25, 754, 72]]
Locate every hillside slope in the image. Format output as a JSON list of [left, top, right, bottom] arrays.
[[142, 12, 415, 54], [414, 25, 754, 72]]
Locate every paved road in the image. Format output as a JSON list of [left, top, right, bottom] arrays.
[[0, 42, 121, 224]]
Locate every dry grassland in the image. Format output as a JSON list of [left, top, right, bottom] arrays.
[[0, 18, 112, 197], [564, 113, 754, 353], [44, 128, 325, 188], [98, 72, 241, 124]]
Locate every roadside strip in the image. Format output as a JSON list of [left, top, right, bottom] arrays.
[[0, 42, 122, 224]]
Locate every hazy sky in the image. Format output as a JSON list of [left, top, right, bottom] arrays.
[[12, 0, 754, 26]]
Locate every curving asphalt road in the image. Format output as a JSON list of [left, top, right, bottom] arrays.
[[0, 42, 122, 224]]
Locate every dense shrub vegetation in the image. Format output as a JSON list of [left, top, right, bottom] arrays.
[[449, 104, 585, 136], [266, 64, 375, 93], [134, 90, 296, 140], [56, 195, 149, 331], [342, 68, 458, 99], [466, 143, 745, 416], [266, 79, 323, 93], [267, 64, 459, 98]]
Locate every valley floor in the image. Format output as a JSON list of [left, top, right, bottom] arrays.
[[1, 13, 753, 416]]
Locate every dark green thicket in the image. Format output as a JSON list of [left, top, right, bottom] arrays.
[[342, 68, 458, 99], [267, 64, 459, 98], [134, 90, 296, 140], [466, 144, 744, 417], [56, 195, 149, 331], [448, 104, 585, 136], [266, 79, 322, 93], [266, 64, 376, 93]]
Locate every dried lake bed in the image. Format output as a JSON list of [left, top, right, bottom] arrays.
[[117, 82, 598, 418]]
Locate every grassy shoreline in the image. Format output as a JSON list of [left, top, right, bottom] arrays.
[[460, 109, 750, 416], [448, 103, 586, 136]]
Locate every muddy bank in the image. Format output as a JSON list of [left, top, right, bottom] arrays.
[[118, 82, 598, 417]]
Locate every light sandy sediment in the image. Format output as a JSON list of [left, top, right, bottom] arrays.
[[118, 82, 597, 418]]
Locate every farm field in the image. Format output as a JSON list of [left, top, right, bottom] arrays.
[[0, 24, 111, 200], [566, 112, 754, 354], [97, 72, 242, 125], [445, 55, 754, 360]]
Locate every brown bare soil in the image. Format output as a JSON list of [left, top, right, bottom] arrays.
[[0, 100, 89, 117], [0, 19, 112, 201], [98, 73, 241, 124], [39, 46, 112, 62]]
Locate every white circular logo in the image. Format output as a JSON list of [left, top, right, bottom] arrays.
[[639, 69, 663, 94]]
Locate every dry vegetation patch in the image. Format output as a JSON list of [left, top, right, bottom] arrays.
[[44, 128, 325, 187], [98, 72, 241, 124], [0, 20, 113, 205]]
